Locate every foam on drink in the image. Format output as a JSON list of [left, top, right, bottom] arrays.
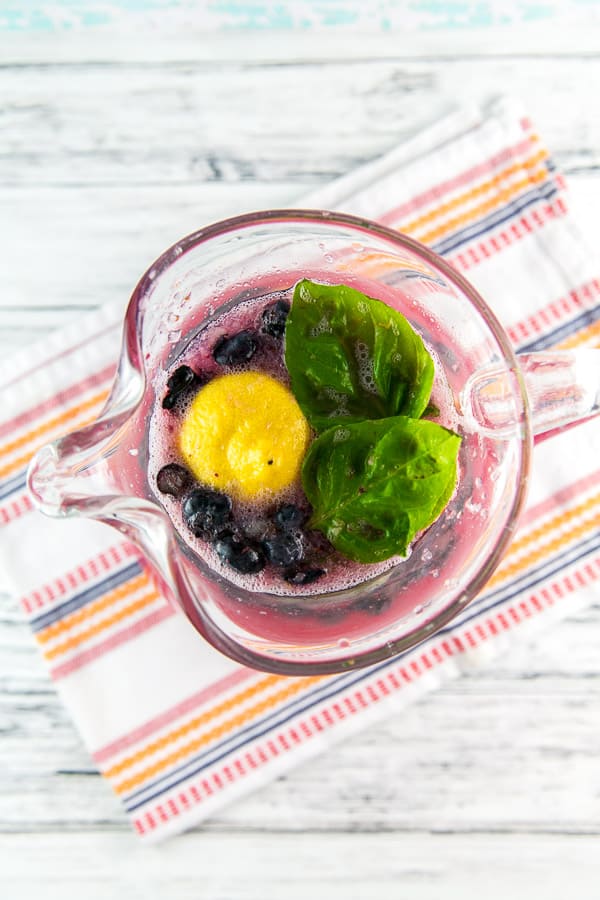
[[147, 285, 459, 597]]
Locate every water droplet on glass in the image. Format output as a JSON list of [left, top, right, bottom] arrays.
[[168, 330, 181, 343], [431, 568, 439, 578], [128, 448, 139, 457], [338, 638, 350, 649], [421, 548, 433, 562], [324, 254, 334, 263], [414, 604, 424, 615]]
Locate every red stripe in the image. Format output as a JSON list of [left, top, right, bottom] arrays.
[[49, 604, 175, 680], [19, 541, 136, 616], [506, 278, 600, 347], [93, 667, 255, 764], [519, 467, 600, 530], [449, 196, 568, 275], [0, 493, 33, 526], [380, 133, 541, 227], [0, 363, 115, 441], [133, 549, 600, 836]]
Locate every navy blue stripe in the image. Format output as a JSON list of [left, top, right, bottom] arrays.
[[123, 660, 371, 809], [29, 560, 143, 632], [0, 472, 26, 502], [126, 532, 600, 812], [431, 182, 558, 257], [440, 531, 600, 635], [515, 304, 600, 353], [124, 658, 394, 813]]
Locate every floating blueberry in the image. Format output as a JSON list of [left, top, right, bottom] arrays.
[[162, 365, 201, 410], [262, 532, 304, 568], [272, 503, 308, 532], [260, 300, 290, 339], [283, 566, 326, 586], [213, 331, 257, 366], [214, 533, 265, 574], [156, 463, 190, 497], [182, 488, 232, 538], [352, 595, 392, 615]]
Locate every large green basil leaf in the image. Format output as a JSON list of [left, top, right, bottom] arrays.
[[285, 280, 434, 432], [302, 417, 461, 563]]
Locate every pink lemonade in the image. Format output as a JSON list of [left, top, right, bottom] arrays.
[[144, 274, 465, 647]]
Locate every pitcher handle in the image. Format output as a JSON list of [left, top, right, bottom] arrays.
[[462, 349, 600, 439]]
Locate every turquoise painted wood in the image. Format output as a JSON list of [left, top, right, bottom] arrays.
[[2, 0, 600, 32]]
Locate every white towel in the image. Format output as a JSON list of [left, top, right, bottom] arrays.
[[1, 97, 598, 842]]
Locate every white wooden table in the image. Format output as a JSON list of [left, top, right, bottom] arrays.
[[2, 21, 600, 899]]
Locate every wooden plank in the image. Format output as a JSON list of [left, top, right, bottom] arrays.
[[3, 56, 600, 191], [1, 175, 598, 351], [2, 589, 599, 833], [3, 26, 600, 64], [1, 830, 600, 899]]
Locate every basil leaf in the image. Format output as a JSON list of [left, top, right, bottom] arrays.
[[302, 417, 461, 563], [285, 280, 434, 432]]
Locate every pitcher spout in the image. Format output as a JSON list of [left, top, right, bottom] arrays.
[[27, 415, 129, 518]]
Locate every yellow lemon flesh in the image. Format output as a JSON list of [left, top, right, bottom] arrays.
[[178, 372, 311, 502]]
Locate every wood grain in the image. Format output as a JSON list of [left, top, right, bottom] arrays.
[[2, 25, 600, 898]]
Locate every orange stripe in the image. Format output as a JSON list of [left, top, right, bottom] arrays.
[[42, 588, 161, 660], [488, 500, 600, 588], [113, 674, 324, 795], [0, 390, 109, 480], [37, 572, 151, 645], [410, 167, 550, 246], [0, 389, 109, 460], [402, 147, 548, 234], [106, 492, 600, 782], [556, 319, 600, 350], [104, 673, 284, 778]]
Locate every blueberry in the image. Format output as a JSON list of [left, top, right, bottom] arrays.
[[182, 488, 232, 538], [162, 365, 201, 410], [262, 532, 304, 568], [352, 595, 392, 615], [156, 463, 190, 497], [214, 533, 265, 575], [213, 331, 257, 366], [260, 300, 290, 339], [283, 566, 326, 586], [273, 503, 308, 532]]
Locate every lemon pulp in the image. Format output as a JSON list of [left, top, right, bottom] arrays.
[[178, 372, 310, 501]]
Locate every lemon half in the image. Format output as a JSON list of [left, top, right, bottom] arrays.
[[178, 372, 310, 501]]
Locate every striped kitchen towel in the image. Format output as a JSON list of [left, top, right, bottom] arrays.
[[1, 97, 599, 842]]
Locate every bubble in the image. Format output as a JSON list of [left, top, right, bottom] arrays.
[[145, 286, 455, 600], [421, 548, 433, 562]]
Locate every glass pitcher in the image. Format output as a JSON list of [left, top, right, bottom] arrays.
[[27, 211, 600, 675]]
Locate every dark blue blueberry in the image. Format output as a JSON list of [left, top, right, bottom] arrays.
[[352, 595, 392, 615], [283, 566, 326, 586], [156, 463, 190, 497], [162, 365, 201, 410], [262, 532, 304, 568], [260, 300, 290, 339], [212, 331, 257, 366], [182, 488, 232, 539], [214, 533, 265, 575], [272, 503, 308, 532]]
